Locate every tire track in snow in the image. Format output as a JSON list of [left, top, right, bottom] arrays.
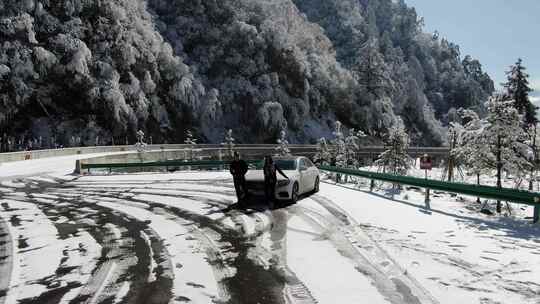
[[41, 189, 174, 304], [0, 209, 16, 304], [0, 178, 171, 304], [306, 194, 439, 304], [96, 192, 289, 304], [76, 181, 318, 304], [96, 200, 221, 303], [267, 209, 319, 304], [0, 195, 74, 304], [137, 187, 319, 304]]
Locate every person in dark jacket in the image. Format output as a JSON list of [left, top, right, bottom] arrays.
[[263, 155, 288, 207], [230, 152, 248, 203]]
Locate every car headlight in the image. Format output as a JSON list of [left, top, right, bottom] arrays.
[[277, 180, 290, 187]]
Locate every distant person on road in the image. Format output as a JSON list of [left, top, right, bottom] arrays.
[[230, 152, 248, 205], [263, 155, 288, 207]]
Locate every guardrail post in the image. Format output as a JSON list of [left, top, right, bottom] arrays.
[[370, 179, 375, 192], [218, 149, 223, 170], [534, 200, 539, 224], [74, 160, 82, 174], [425, 188, 431, 209]]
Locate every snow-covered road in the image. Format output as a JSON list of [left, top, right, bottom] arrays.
[[0, 156, 539, 303]]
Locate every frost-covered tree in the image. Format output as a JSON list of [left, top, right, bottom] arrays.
[[135, 130, 147, 153], [451, 109, 488, 189], [503, 58, 537, 126], [275, 129, 291, 156], [331, 121, 347, 168], [314, 137, 331, 165], [184, 129, 197, 161], [375, 119, 412, 176], [184, 130, 197, 146], [344, 128, 367, 168], [354, 39, 392, 99], [222, 129, 235, 158], [481, 95, 532, 213], [523, 125, 539, 190]]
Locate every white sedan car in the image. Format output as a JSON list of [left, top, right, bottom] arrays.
[[244, 156, 320, 203]]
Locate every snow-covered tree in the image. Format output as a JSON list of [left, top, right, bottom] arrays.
[[451, 109, 488, 189], [275, 129, 291, 156], [184, 129, 197, 161], [480, 95, 532, 212], [344, 128, 367, 168], [503, 58, 537, 126], [222, 129, 235, 158], [353, 38, 393, 99], [184, 130, 197, 146], [524, 124, 539, 190], [314, 137, 331, 165], [375, 119, 412, 176], [134, 129, 147, 153], [331, 121, 347, 168], [484, 95, 531, 176]]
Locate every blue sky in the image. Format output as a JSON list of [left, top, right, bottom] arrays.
[[405, 0, 540, 104]]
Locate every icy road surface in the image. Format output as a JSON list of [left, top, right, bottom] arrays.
[[0, 158, 539, 303]]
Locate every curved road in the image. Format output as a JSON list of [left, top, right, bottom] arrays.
[[0, 155, 439, 304], [2, 155, 539, 304]]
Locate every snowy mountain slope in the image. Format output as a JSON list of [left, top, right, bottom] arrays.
[[0, 0, 493, 145], [292, 0, 495, 144]]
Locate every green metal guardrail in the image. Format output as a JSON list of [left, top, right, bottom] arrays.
[[319, 165, 540, 206], [80, 160, 540, 222]]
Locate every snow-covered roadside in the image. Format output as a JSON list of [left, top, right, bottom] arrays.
[[286, 214, 391, 304], [318, 181, 540, 304]]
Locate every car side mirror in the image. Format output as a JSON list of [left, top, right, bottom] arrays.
[[300, 166, 307, 172]]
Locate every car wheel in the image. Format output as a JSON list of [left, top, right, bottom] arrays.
[[291, 182, 299, 203], [313, 176, 320, 193]]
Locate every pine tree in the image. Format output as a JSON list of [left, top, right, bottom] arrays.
[[451, 109, 488, 190], [184, 130, 197, 146], [353, 39, 392, 99], [314, 137, 331, 165], [222, 129, 235, 158], [135, 129, 147, 153], [345, 128, 367, 168], [481, 95, 532, 213], [332, 121, 347, 168], [330, 121, 348, 183], [275, 129, 291, 156], [375, 119, 412, 176], [524, 125, 539, 190], [503, 58, 537, 126]]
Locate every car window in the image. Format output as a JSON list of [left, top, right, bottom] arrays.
[[299, 159, 308, 170], [304, 158, 315, 167], [275, 159, 297, 170]]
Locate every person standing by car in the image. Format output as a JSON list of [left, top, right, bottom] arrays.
[[263, 155, 288, 207], [230, 152, 248, 205]]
